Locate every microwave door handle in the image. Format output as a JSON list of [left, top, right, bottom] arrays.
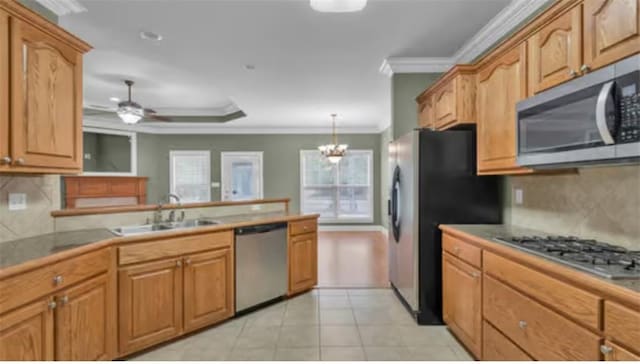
[[596, 81, 615, 145]]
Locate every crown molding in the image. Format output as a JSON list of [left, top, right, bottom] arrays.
[[379, 57, 454, 77], [83, 118, 384, 135], [379, 0, 551, 77], [35, 0, 87, 16]]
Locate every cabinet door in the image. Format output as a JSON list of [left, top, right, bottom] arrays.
[[289, 232, 317, 294], [183, 249, 234, 333], [418, 95, 434, 129], [9, 17, 82, 171], [584, 0, 640, 71], [603, 340, 640, 361], [0, 9, 8, 171], [118, 258, 183, 355], [442, 253, 482, 359], [55, 273, 115, 361], [476, 43, 532, 175], [433, 79, 457, 129], [528, 5, 582, 94], [0, 299, 54, 360]]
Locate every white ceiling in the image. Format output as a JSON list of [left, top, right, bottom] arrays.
[[59, 0, 512, 132]]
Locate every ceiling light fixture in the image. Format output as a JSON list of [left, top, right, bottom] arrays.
[[318, 114, 348, 164], [310, 0, 367, 13], [140, 31, 163, 42], [109, 97, 120, 102], [117, 80, 144, 124]]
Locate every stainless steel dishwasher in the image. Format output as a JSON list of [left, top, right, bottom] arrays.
[[235, 222, 288, 312]]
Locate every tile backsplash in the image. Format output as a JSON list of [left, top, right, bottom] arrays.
[[506, 165, 640, 250], [0, 175, 60, 243]]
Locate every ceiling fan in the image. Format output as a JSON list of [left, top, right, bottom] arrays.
[[115, 80, 172, 124]]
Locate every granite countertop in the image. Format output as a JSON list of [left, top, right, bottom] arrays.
[[442, 224, 640, 294], [0, 211, 315, 272]]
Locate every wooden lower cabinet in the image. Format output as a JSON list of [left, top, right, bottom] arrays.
[[0, 299, 54, 360], [442, 253, 482, 358], [288, 232, 317, 295], [183, 249, 234, 333], [118, 258, 183, 355], [482, 320, 532, 361], [602, 340, 640, 361], [54, 273, 115, 361]]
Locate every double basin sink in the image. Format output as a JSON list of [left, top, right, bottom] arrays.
[[110, 218, 222, 237]]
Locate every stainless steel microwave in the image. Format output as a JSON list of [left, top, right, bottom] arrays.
[[516, 55, 640, 169]]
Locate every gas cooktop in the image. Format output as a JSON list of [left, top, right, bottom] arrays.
[[493, 235, 640, 280]]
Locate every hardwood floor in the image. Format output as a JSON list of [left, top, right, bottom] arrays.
[[317, 231, 389, 288]]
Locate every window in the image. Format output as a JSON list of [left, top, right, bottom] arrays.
[[82, 127, 137, 176], [300, 150, 373, 223], [170, 151, 211, 203]]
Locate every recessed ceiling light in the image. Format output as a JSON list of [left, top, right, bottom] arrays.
[[310, 0, 367, 13], [244, 64, 256, 70], [140, 31, 163, 41], [109, 97, 120, 102]]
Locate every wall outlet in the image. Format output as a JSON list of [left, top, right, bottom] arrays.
[[8, 193, 27, 211], [211, 182, 220, 188], [514, 188, 524, 205], [84, 153, 92, 160]]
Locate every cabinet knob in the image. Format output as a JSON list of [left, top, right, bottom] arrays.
[[471, 272, 479, 279], [59, 295, 69, 306], [580, 64, 591, 74], [14, 157, 25, 166], [518, 320, 527, 329], [600, 345, 613, 355], [48, 301, 57, 310], [185, 258, 192, 266], [52, 275, 63, 286], [569, 69, 577, 77], [453, 246, 461, 254], [0, 156, 11, 165], [176, 260, 182, 267]]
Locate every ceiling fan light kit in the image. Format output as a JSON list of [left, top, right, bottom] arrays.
[[310, 0, 367, 13]]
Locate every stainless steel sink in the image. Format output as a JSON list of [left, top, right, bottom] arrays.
[[110, 218, 221, 237]]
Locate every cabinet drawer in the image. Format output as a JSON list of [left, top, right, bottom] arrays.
[[603, 340, 640, 361], [604, 301, 640, 352], [442, 233, 481, 268], [289, 219, 317, 236], [483, 274, 600, 360], [118, 230, 233, 265], [483, 320, 532, 361], [0, 248, 110, 314], [484, 251, 601, 329]]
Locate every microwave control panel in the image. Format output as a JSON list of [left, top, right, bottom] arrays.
[[619, 93, 639, 143]]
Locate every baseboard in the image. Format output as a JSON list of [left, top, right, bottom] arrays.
[[319, 225, 387, 232]]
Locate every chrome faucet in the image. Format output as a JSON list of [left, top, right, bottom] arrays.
[[166, 193, 185, 223]]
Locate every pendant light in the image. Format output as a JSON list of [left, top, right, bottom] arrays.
[[318, 114, 348, 164]]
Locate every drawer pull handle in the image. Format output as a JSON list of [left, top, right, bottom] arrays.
[[53, 275, 63, 286], [48, 301, 57, 310], [471, 272, 479, 278], [580, 64, 591, 74], [185, 258, 192, 266], [59, 295, 69, 306], [600, 345, 613, 355], [14, 157, 25, 166], [569, 69, 577, 77], [518, 320, 527, 329]]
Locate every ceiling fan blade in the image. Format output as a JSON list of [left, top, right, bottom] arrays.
[[145, 114, 172, 122], [143, 108, 157, 115]]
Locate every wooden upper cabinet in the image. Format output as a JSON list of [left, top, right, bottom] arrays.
[[528, 5, 583, 94], [583, 0, 640, 72], [0, 298, 54, 361], [417, 94, 434, 129], [442, 253, 482, 359], [118, 258, 183, 355], [54, 273, 116, 361], [476, 44, 532, 175], [0, 1, 90, 174], [289, 232, 317, 295], [183, 249, 234, 333]]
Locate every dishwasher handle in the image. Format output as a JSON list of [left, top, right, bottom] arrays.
[[235, 222, 287, 235]]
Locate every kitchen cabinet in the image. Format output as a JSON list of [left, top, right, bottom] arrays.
[[528, 4, 583, 94], [118, 258, 183, 355], [55, 273, 115, 361], [442, 253, 482, 358], [583, 0, 640, 72], [288, 228, 317, 295], [603, 301, 640, 358], [417, 94, 434, 129], [183, 249, 234, 333], [0, 1, 90, 174], [476, 43, 532, 175], [601, 340, 640, 361], [0, 299, 54, 360], [482, 320, 532, 361]]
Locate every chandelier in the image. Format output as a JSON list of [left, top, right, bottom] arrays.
[[318, 113, 348, 164]]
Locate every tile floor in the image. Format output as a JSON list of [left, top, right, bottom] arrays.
[[130, 288, 473, 361]]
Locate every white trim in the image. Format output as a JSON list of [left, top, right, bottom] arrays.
[[220, 151, 264, 201], [169, 150, 212, 203], [378, 0, 552, 77], [318, 225, 386, 232], [81, 127, 137, 177], [35, 0, 87, 16], [83, 117, 384, 135], [300, 149, 374, 224]]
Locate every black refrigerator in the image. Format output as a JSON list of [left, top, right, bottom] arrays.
[[388, 128, 501, 325]]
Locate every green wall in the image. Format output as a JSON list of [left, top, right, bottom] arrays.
[[18, 0, 57, 22], [392, 73, 441, 139], [137, 133, 382, 225]]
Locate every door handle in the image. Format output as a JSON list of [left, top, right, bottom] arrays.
[[595, 81, 615, 145]]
